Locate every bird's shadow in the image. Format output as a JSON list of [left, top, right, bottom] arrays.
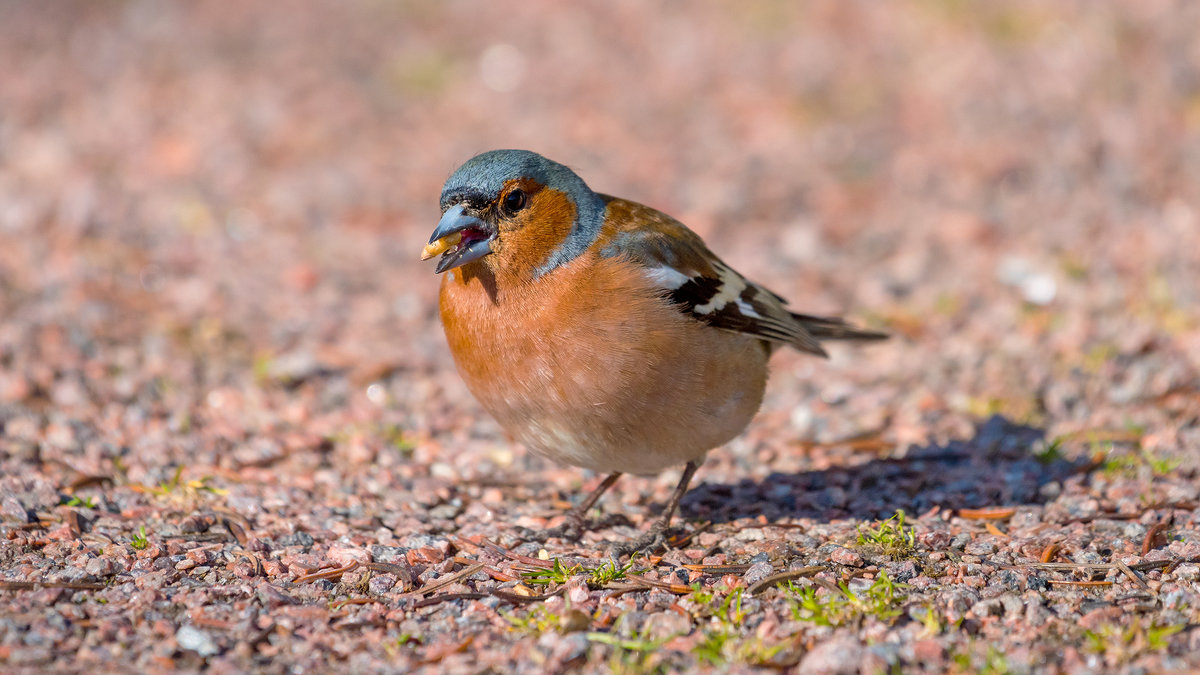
[[680, 415, 1081, 525]]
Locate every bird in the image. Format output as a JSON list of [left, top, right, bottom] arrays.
[[423, 149, 885, 554]]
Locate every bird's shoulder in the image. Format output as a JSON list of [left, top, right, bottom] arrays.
[[592, 196, 828, 355]]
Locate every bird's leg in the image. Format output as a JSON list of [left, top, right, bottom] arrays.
[[522, 471, 622, 543], [609, 460, 700, 559], [560, 471, 623, 534]]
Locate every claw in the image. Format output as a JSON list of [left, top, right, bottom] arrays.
[[519, 508, 591, 544], [519, 522, 585, 544]]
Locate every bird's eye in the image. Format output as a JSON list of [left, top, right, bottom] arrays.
[[502, 189, 527, 215]]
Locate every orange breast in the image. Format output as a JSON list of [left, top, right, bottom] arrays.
[[438, 250, 769, 475]]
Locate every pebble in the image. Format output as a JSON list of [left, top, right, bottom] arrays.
[[912, 639, 944, 664], [566, 580, 590, 605], [830, 547, 864, 567], [736, 528, 766, 541], [1, 493, 30, 523], [328, 543, 372, 567], [743, 561, 774, 586], [798, 636, 863, 674], [176, 625, 220, 657], [1173, 564, 1200, 582], [964, 540, 997, 556], [84, 557, 119, 578]]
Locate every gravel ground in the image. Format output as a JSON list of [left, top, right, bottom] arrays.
[[2, 1, 1199, 673]]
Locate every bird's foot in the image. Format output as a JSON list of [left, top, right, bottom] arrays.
[[519, 523, 583, 544], [518, 472, 625, 546], [518, 510, 589, 544], [606, 521, 677, 560]]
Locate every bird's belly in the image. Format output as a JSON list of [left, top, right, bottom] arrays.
[[445, 294, 770, 475], [505, 385, 759, 475]]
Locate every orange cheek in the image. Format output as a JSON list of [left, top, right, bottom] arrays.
[[489, 189, 577, 277]]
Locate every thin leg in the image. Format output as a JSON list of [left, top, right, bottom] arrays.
[[523, 471, 622, 543], [610, 460, 701, 558], [570, 471, 623, 521], [652, 460, 699, 530]]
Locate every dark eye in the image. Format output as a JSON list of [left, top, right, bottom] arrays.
[[502, 188, 527, 214]]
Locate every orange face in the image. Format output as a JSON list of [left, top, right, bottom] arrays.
[[484, 180, 577, 279]]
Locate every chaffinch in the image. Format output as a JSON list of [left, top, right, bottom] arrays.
[[423, 149, 885, 552]]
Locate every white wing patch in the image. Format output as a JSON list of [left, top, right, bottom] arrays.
[[643, 265, 692, 290], [735, 299, 764, 319], [644, 261, 767, 320], [692, 263, 746, 315]]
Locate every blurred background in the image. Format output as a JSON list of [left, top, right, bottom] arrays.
[[5, 4, 1200, 670], [1, 0, 1198, 475]]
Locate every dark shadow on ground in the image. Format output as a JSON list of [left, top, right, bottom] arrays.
[[680, 415, 1083, 525]]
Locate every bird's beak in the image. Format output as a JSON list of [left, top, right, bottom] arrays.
[[422, 204, 495, 273]]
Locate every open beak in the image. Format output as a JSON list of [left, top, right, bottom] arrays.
[[422, 204, 495, 273]]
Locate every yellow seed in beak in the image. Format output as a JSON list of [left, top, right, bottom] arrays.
[[420, 231, 462, 260]]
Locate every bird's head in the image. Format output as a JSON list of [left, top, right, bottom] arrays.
[[423, 150, 606, 277]]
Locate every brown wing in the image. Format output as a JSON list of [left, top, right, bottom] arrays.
[[597, 197, 838, 356]]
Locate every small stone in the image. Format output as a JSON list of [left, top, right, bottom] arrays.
[[261, 559, 287, 577], [545, 632, 589, 671], [798, 636, 863, 674], [369, 545, 408, 564], [179, 514, 216, 533], [970, 597, 1004, 618], [176, 625, 220, 657], [558, 608, 591, 633], [912, 639, 944, 664], [282, 553, 323, 575], [328, 543, 372, 567], [175, 559, 196, 571], [256, 581, 298, 608], [1, 493, 30, 523], [1024, 598, 1050, 626], [566, 579, 590, 604], [944, 589, 979, 621], [1038, 482, 1061, 500], [278, 532, 315, 548], [406, 546, 445, 565], [1000, 595, 1024, 618], [84, 557, 119, 577], [889, 560, 920, 582], [995, 569, 1023, 591], [1079, 606, 1123, 630], [266, 350, 323, 384], [368, 573, 397, 594], [743, 561, 774, 586], [830, 547, 864, 567], [736, 528, 765, 542], [862, 644, 901, 673], [964, 540, 997, 556], [1172, 564, 1200, 581], [908, 575, 936, 590]]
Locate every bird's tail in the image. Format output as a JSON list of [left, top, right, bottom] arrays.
[[791, 313, 889, 342]]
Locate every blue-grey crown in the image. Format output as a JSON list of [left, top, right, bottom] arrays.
[[440, 150, 607, 277]]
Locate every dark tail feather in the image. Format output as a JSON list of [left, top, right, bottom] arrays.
[[792, 312, 889, 342]]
